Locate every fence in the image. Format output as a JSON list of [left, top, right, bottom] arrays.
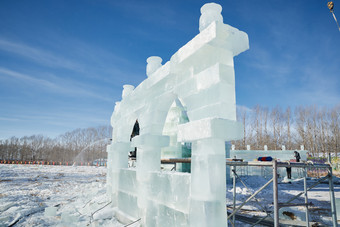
[[0, 160, 106, 166]]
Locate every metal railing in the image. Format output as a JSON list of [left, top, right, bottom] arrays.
[[158, 157, 338, 227]]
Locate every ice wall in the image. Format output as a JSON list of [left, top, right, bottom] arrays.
[[230, 149, 308, 179], [108, 2, 249, 226]]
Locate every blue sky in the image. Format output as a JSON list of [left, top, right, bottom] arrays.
[[0, 0, 339, 139]]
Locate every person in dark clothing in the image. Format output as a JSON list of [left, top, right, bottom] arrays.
[[129, 120, 140, 158], [286, 166, 292, 179], [294, 151, 301, 162], [286, 151, 301, 180]]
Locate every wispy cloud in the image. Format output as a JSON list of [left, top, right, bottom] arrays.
[[0, 117, 20, 121], [0, 67, 112, 101], [0, 39, 83, 71], [0, 67, 61, 89]]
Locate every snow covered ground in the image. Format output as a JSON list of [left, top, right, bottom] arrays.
[[1, 164, 339, 226], [0, 164, 126, 227]]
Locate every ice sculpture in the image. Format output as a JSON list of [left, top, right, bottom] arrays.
[[107, 2, 249, 226], [161, 99, 191, 172]]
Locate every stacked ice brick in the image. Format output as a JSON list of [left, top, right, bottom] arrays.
[[107, 3, 249, 226]]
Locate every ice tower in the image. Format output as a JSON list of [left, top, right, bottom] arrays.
[[161, 99, 191, 172], [107, 3, 249, 226]]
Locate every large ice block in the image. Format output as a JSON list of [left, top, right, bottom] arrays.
[[117, 191, 139, 219], [190, 154, 226, 200], [178, 118, 243, 141], [187, 102, 236, 121], [182, 82, 235, 111], [136, 149, 162, 174], [44, 207, 57, 217], [110, 142, 129, 169], [195, 63, 235, 90], [171, 22, 248, 70], [189, 199, 226, 227], [119, 169, 137, 195], [132, 134, 169, 148]]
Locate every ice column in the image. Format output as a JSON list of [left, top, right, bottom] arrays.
[[176, 2, 248, 225], [107, 142, 130, 206], [178, 119, 243, 226], [132, 134, 169, 226]]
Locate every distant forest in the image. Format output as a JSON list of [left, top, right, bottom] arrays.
[[1, 105, 339, 162], [0, 125, 112, 163], [232, 105, 340, 157]]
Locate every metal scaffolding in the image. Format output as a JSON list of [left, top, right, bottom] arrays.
[[160, 157, 338, 227], [226, 158, 338, 227]]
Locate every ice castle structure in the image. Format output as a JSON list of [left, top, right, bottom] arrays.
[[107, 3, 249, 226]]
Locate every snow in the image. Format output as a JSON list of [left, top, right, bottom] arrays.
[[1, 164, 339, 226], [0, 164, 127, 227]]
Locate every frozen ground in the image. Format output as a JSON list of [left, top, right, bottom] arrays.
[[0, 164, 127, 227], [0, 164, 339, 226]]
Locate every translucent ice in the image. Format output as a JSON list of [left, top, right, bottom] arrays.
[[178, 118, 243, 141], [199, 3, 223, 32], [61, 212, 78, 223], [44, 207, 57, 217], [108, 2, 249, 226], [147, 56, 162, 76]]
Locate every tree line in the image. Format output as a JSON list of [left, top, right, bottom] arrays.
[[0, 125, 112, 163], [1, 104, 339, 162], [232, 105, 340, 157]]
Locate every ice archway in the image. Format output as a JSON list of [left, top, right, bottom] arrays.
[[107, 3, 249, 226]]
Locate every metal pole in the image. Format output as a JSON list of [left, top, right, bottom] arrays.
[[286, 174, 329, 204], [304, 167, 309, 226], [232, 165, 236, 225], [328, 154, 338, 227], [227, 178, 273, 219], [273, 160, 279, 227]]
